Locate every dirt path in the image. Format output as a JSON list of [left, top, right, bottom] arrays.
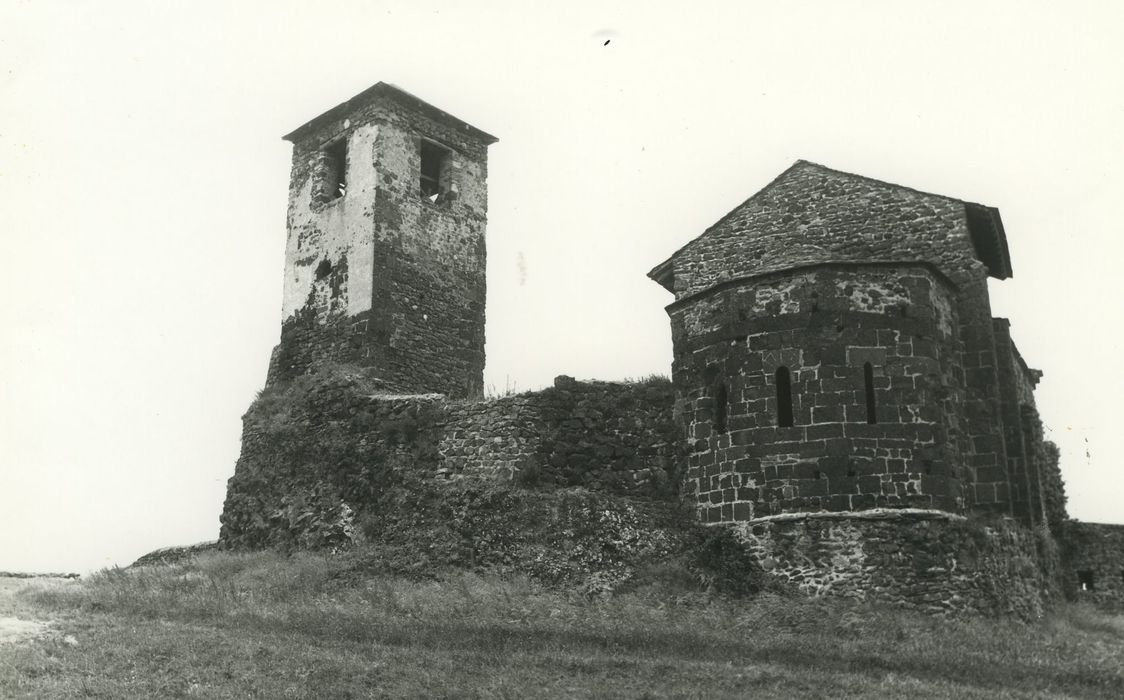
[[0, 576, 70, 646]]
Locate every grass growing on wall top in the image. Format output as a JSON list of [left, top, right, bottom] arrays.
[[3, 551, 1124, 698], [223, 362, 686, 570]]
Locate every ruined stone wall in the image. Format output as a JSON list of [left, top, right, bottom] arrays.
[[1061, 521, 1124, 609], [219, 371, 682, 549], [670, 263, 966, 522], [992, 320, 1039, 525], [438, 393, 547, 482], [661, 162, 1011, 513], [991, 320, 1069, 532], [439, 377, 682, 496], [730, 510, 1058, 617], [269, 92, 491, 398], [1038, 440, 1067, 534]]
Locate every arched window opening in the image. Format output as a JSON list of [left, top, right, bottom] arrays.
[[714, 382, 729, 434], [864, 362, 878, 424], [775, 366, 794, 427]]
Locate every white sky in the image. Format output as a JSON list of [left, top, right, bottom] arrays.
[[2, 1, 1121, 574]]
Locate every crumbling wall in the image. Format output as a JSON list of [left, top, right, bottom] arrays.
[[439, 376, 683, 497], [670, 264, 966, 521], [992, 319, 1040, 525], [730, 510, 1058, 618], [1039, 441, 1067, 533], [990, 321, 1068, 533], [1061, 521, 1124, 609], [438, 393, 547, 482], [219, 369, 682, 551]]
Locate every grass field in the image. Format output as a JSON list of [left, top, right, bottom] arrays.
[[2, 551, 1122, 698]]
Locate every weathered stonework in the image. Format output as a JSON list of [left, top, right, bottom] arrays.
[[219, 84, 1118, 616], [440, 376, 683, 497], [648, 162, 1078, 534], [268, 83, 496, 398], [666, 263, 966, 521], [1061, 521, 1124, 609], [730, 510, 1058, 617], [650, 162, 1020, 514], [646, 160, 1105, 610], [218, 369, 685, 586]]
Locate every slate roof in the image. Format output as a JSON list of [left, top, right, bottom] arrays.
[[649, 161, 1012, 298], [282, 81, 498, 145]]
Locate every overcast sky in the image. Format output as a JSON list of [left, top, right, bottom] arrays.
[[2, 1, 1121, 574]]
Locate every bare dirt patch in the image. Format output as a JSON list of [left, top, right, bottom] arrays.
[[0, 575, 71, 646], [0, 616, 45, 644]]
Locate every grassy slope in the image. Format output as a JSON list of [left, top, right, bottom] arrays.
[[2, 552, 1122, 699]]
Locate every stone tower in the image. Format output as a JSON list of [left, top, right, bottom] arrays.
[[267, 82, 498, 398]]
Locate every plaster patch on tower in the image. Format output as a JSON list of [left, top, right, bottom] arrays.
[[282, 125, 380, 320]]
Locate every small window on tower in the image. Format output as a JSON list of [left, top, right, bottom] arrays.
[[420, 140, 451, 201], [323, 138, 347, 200], [1077, 570, 1095, 592]]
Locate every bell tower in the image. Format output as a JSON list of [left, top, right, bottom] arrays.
[[267, 83, 497, 398]]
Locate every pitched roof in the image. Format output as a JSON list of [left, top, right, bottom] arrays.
[[282, 82, 498, 145], [648, 160, 1012, 294]]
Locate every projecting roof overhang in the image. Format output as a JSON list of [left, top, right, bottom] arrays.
[[282, 82, 498, 146]]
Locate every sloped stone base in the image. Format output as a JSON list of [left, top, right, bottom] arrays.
[[728, 509, 1060, 617]]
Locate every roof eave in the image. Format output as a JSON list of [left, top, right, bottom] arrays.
[[647, 259, 675, 293], [989, 206, 1013, 279], [965, 202, 1013, 280], [281, 82, 499, 145]]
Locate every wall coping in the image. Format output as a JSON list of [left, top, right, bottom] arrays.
[[360, 377, 674, 408], [730, 508, 969, 525]]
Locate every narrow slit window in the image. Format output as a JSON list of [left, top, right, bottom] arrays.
[[420, 140, 451, 200], [714, 382, 729, 434], [864, 362, 878, 424], [1077, 570, 1095, 591], [775, 366, 794, 427], [323, 138, 347, 200]]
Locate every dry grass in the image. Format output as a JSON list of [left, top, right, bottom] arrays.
[[2, 551, 1122, 698]]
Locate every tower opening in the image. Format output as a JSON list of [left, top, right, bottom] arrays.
[[420, 140, 451, 199], [323, 138, 347, 200], [775, 366, 794, 427], [864, 362, 878, 424]]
